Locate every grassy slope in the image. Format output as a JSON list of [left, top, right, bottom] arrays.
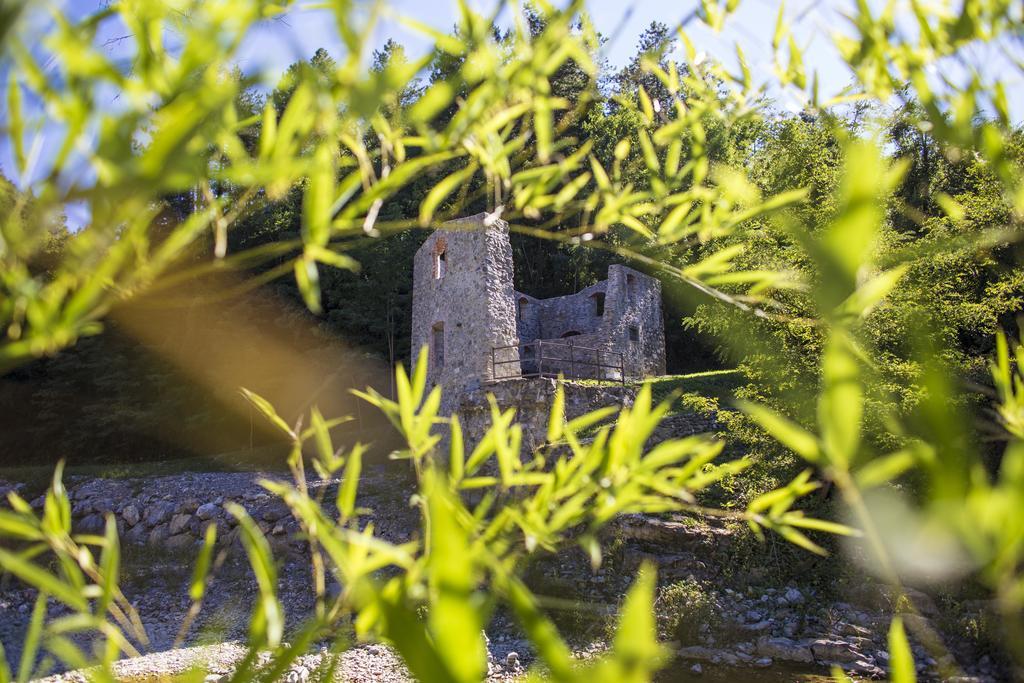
[[641, 369, 744, 415]]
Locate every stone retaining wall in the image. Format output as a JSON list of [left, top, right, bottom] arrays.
[[454, 377, 634, 455], [7, 469, 414, 554]]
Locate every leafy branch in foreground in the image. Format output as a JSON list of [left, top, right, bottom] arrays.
[[0, 350, 849, 682]]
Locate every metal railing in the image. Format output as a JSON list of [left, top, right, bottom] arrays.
[[490, 338, 626, 385]]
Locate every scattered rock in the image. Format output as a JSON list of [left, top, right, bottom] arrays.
[[261, 506, 287, 522], [166, 533, 193, 551], [148, 523, 170, 546], [122, 504, 141, 527], [283, 665, 309, 683], [755, 637, 814, 663], [690, 663, 702, 675], [145, 501, 176, 527], [783, 587, 804, 605], [78, 513, 105, 535], [810, 638, 861, 663], [169, 513, 191, 535], [196, 503, 219, 521]]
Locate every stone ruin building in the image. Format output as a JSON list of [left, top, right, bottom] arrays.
[[411, 213, 666, 419]]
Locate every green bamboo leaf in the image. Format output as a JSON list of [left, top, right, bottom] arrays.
[[190, 523, 217, 602], [420, 164, 477, 226], [227, 503, 283, 648], [0, 511, 41, 540], [239, 388, 295, 438], [0, 638, 11, 683], [450, 414, 465, 482], [819, 332, 862, 467], [303, 143, 335, 248], [840, 265, 908, 318], [855, 449, 917, 488], [547, 381, 565, 443], [638, 129, 659, 173], [590, 156, 611, 190], [305, 245, 360, 272], [772, 2, 786, 50], [258, 99, 276, 160], [16, 592, 46, 683], [505, 576, 575, 680], [0, 549, 87, 612], [638, 86, 654, 123], [888, 616, 917, 683], [782, 514, 862, 537], [6, 76, 25, 174], [97, 515, 119, 616], [612, 562, 668, 669], [426, 473, 487, 682], [293, 256, 322, 314], [535, 95, 553, 163], [737, 400, 821, 463], [337, 444, 362, 520], [409, 80, 455, 124], [775, 524, 827, 556], [411, 346, 430, 408], [310, 407, 334, 465]]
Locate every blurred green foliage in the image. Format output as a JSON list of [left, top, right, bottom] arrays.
[[1, 0, 1024, 681]]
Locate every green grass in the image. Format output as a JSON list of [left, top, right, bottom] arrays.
[[642, 369, 744, 414]]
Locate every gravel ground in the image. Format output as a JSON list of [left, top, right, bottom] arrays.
[[0, 468, 547, 682], [0, 470, 1007, 682]]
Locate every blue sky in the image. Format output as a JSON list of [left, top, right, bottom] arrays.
[[7, 0, 1024, 229]]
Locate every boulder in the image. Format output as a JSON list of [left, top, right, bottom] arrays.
[[125, 524, 149, 545], [148, 523, 170, 546], [196, 503, 219, 521], [756, 637, 814, 663], [810, 638, 862, 663], [144, 501, 176, 527], [677, 646, 724, 663], [169, 513, 191, 536], [261, 506, 288, 522], [122, 504, 141, 527], [78, 513, 106, 535], [166, 533, 193, 551]]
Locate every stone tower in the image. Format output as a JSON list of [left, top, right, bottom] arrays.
[[412, 212, 666, 418], [411, 213, 521, 409]]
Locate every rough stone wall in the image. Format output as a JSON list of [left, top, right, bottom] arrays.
[[597, 265, 666, 378], [537, 281, 606, 338], [453, 377, 635, 455], [411, 214, 666, 424], [411, 214, 520, 409], [513, 291, 542, 349]]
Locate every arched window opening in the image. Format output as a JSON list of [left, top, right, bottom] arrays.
[[591, 292, 605, 316], [561, 331, 582, 339], [628, 326, 639, 343], [518, 297, 529, 321], [432, 322, 445, 369], [626, 273, 636, 299]]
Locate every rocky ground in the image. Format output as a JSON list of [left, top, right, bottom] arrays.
[[0, 470, 1007, 682]]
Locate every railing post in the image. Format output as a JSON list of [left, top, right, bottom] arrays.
[[538, 339, 544, 378], [569, 339, 575, 380]]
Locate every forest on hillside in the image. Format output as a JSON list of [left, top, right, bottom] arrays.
[[2, 15, 1020, 468]]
